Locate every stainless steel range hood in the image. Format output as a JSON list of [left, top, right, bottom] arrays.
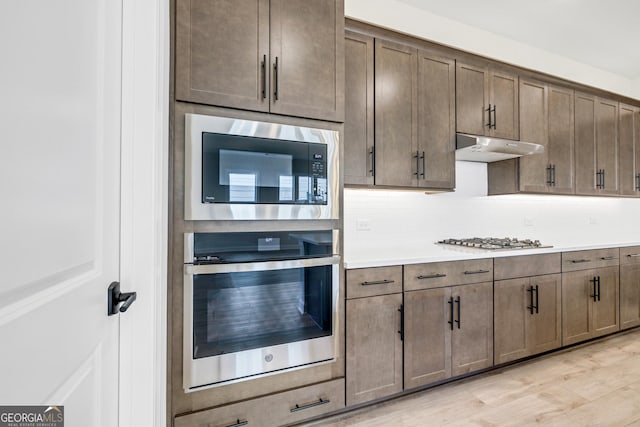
[[456, 133, 544, 162]]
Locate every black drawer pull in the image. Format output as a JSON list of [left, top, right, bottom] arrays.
[[600, 256, 615, 260], [290, 398, 330, 413], [627, 254, 640, 258], [361, 279, 395, 286], [464, 269, 490, 275], [417, 273, 447, 280], [225, 419, 248, 427], [570, 259, 590, 264]]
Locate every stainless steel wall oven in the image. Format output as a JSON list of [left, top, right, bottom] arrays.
[[183, 230, 340, 391], [184, 114, 339, 221]]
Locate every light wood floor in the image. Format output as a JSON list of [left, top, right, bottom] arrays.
[[307, 329, 640, 426]]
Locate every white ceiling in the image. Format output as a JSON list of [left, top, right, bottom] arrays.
[[396, 0, 640, 79]]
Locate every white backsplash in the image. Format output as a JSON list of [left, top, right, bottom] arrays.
[[344, 161, 640, 263]]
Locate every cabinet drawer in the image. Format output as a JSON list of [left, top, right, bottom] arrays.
[[404, 259, 493, 291], [174, 379, 345, 427], [562, 248, 619, 272], [346, 266, 402, 298], [620, 246, 640, 265], [494, 253, 561, 280]]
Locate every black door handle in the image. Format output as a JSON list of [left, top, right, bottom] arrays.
[[590, 277, 597, 302], [596, 276, 601, 302], [491, 104, 497, 129], [108, 281, 137, 315], [486, 103, 492, 128], [398, 304, 404, 341], [261, 54, 267, 100], [454, 296, 461, 329], [527, 286, 534, 315], [534, 284, 539, 313], [273, 56, 279, 101]]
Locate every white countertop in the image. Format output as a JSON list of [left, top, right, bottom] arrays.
[[344, 241, 640, 269]]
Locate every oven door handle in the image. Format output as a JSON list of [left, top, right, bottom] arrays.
[[185, 255, 341, 275]]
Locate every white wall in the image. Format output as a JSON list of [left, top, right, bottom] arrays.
[[344, 162, 640, 263], [345, 0, 640, 99]]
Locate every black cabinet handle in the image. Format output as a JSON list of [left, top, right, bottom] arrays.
[[290, 398, 330, 413], [595, 170, 601, 189], [455, 296, 461, 329], [417, 273, 447, 280], [398, 304, 404, 341], [414, 151, 420, 178], [225, 420, 248, 427], [627, 254, 640, 258], [534, 284, 539, 313], [492, 104, 497, 129], [526, 286, 534, 315], [596, 276, 601, 302], [486, 104, 492, 128], [464, 269, 490, 275], [448, 296, 454, 331], [570, 259, 590, 264], [600, 256, 615, 261], [602, 169, 605, 189], [369, 146, 375, 176], [273, 56, 279, 101], [261, 54, 267, 99], [552, 164, 556, 186], [420, 151, 425, 178], [546, 165, 553, 186], [361, 279, 395, 286], [636, 173, 640, 191], [590, 277, 597, 302]]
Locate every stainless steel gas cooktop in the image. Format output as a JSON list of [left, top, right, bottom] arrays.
[[438, 237, 551, 251]]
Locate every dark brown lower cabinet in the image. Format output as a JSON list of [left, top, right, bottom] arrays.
[[494, 274, 562, 364], [620, 246, 640, 330], [346, 293, 403, 406], [562, 266, 619, 346], [404, 282, 493, 390]]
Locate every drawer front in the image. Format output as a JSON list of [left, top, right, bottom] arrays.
[[562, 248, 619, 272], [494, 253, 561, 280], [404, 258, 493, 291], [620, 246, 640, 265], [346, 266, 403, 298], [174, 379, 345, 427]]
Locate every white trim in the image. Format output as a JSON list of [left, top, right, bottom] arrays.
[[119, 0, 169, 425]]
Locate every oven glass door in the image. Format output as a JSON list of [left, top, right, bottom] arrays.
[[192, 263, 332, 359], [202, 132, 328, 205]]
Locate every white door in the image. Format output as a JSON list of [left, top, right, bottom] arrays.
[[0, 0, 124, 425]]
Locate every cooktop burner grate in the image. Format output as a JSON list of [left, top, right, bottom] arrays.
[[438, 237, 551, 250]]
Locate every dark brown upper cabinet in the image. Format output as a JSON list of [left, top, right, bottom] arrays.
[[175, 0, 344, 122], [344, 32, 374, 186], [456, 62, 519, 140], [575, 93, 619, 195], [517, 80, 575, 194], [344, 38, 454, 190], [619, 104, 640, 197]]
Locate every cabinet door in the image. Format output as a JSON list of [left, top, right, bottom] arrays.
[[175, 0, 270, 111], [451, 282, 493, 376], [562, 270, 592, 345], [596, 98, 619, 195], [404, 288, 451, 389], [592, 266, 619, 337], [489, 70, 519, 140], [574, 93, 597, 195], [456, 62, 489, 136], [269, 0, 344, 122], [518, 79, 549, 193], [548, 85, 575, 194], [620, 262, 640, 330], [416, 50, 455, 189], [374, 39, 417, 187], [618, 104, 639, 196], [346, 294, 403, 406], [344, 32, 374, 186], [529, 274, 562, 356], [494, 278, 530, 364]]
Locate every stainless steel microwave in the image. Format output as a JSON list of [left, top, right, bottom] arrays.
[[185, 114, 339, 220]]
